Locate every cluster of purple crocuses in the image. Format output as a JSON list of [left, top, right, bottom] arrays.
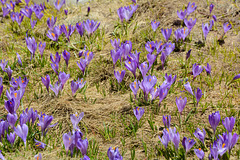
[[117, 2, 138, 22]]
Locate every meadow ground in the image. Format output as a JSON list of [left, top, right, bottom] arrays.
[[0, 0, 240, 159]]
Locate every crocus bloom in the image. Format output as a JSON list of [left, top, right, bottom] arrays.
[[110, 49, 120, 67], [64, 9, 68, 15], [28, 108, 38, 124], [184, 18, 197, 31], [223, 22, 231, 33], [25, 36, 37, 61], [172, 132, 180, 150], [158, 85, 168, 105], [38, 113, 57, 136], [81, 155, 90, 160], [58, 72, 70, 88], [38, 42, 46, 59], [51, 63, 59, 75], [210, 146, 219, 160], [20, 6, 32, 18], [228, 132, 239, 152], [14, 124, 28, 146], [30, 19, 37, 29], [182, 28, 190, 40], [192, 63, 203, 79], [61, 24, 75, 41], [7, 113, 17, 129], [177, 9, 187, 20], [202, 22, 210, 40], [165, 42, 175, 56], [35, 139, 46, 149], [232, 74, 240, 81], [77, 138, 88, 156], [16, 53, 22, 66], [54, 0, 65, 11], [41, 75, 50, 93], [176, 96, 187, 115], [50, 52, 61, 64], [194, 88, 202, 105], [10, 12, 16, 22], [34, 153, 42, 160], [133, 107, 144, 121], [174, 28, 182, 41], [145, 41, 156, 54], [164, 73, 176, 87], [71, 80, 79, 96], [50, 81, 62, 96], [222, 117, 235, 133], [194, 148, 204, 160], [70, 112, 84, 130], [159, 129, 170, 149], [47, 16, 57, 30], [160, 51, 167, 70], [84, 50, 94, 65], [0, 59, 8, 71], [7, 132, 15, 145], [194, 128, 206, 145], [186, 2, 197, 15], [139, 62, 149, 78], [125, 58, 137, 78], [7, 1, 15, 11], [139, 75, 157, 101], [47, 30, 59, 42], [151, 20, 160, 32], [204, 63, 211, 75], [63, 132, 73, 154], [2, 7, 9, 18], [150, 86, 159, 100], [213, 15, 217, 22], [4, 99, 16, 114], [1, 0, 6, 6], [186, 49, 191, 60], [184, 82, 193, 95], [129, 50, 140, 67], [147, 53, 157, 69], [62, 50, 70, 67], [162, 115, 171, 128], [110, 39, 120, 50], [161, 28, 172, 41], [77, 58, 87, 75], [5, 66, 12, 80], [209, 111, 221, 134], [209, 3, 214, 14], [114, 70, 126, 84], [107, 147, 123, 160], [130, 79, 139, 98], [182, 137, 195, 153], [76, 78, 86, 90], [76, 22, 85, 36], [83, 19, 100, 35]]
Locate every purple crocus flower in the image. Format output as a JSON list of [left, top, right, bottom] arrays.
[[110, 39, 120, 50], [54, 0, 65, 11], [177, 9, 187, 20], [145, 41, 155, 54], [0, 59, 8, 71], [133, 107, 144, 121], [184, 82, 193, 95], [165, 42, 175, 56], [50, 81, 62, 96], [176, 96, 187, 115], [16, 53, 22, 66], [186, 2, 197, 15], [172, 132, 180, 150], [194, 148, 204, 160], [160, 51, 167, 70], [47, 16, 57, 31], [130, 79, 139, 99], [139, 75, 157, 101], [151, 20, 160, 32], [84, 50, 94, 65], [192, 63, 203, 79], [209, 111, 221, 134], [62, 50, 70, 67], [202, 22, 210, 40], [58, 71, 70, 88], [125, 58, 137, 78], [38, 42, 46, 59], [161, 28, 172, 41], [50, 52, 61, 64], [209, 3, 214, 14], [51, 63, 59, 75], [14, 124, 28, 146], [0, 0, 6, 5], [159, 129, 170, 149], [162, 115, 171, 128], [47, 29, 59, 42], [7, 1, 15, 11], [110, 49, 120, 67], [81, 155, 90, 160], [7, 113, 17, 129], [20, 6, 32, 19], [150, 86, 159, 100], [223, 22, 231, 33], [77, 138, 88, 156], [77, 58, 87, 75], [139, 62, 149, 78], [28, 108, 38, 124], [64, 9, 68, 15], [114, 70, 126, 84], [174, 28, 182, 42], [34, 153, 42, 160], [61, 24, 75, 41], [9, 77, 18, 90], [222, 117, 235, 133], [107, 147, 123, 160], [83, 19, 100, 35], [129, 50, 140, 67], [71, 80, 79, 96], [158, 85, 169, 105], [194, 88, 202, 106], [30, 19, 37, 29], [194, 128, 206, 145], [70, 112, 84, 130], [147, 53, 157, 68], [63, 132, 73, 154], [38, 113, 57, 136], [182, 137, 195, 153], [164, 73, 176, 87], [2, 7, 9, 18], [76, 78, 86, 90], [76, 22, 85, 37], [5, 66, 12, 80], [35, 139, 46, 149], [41, 75, 50, 93], [117, 7, 125, 22], [204, 63, 211, 75], [10, 12, 16, 22], [184, 18, 197, 31], [7, 132, 15, 145], [213, 15, 217, 22], [232, 74, 240, 81], [182, 27, 190, 40], [228, 132, 239, 152], [25, 36, 37, 61]]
